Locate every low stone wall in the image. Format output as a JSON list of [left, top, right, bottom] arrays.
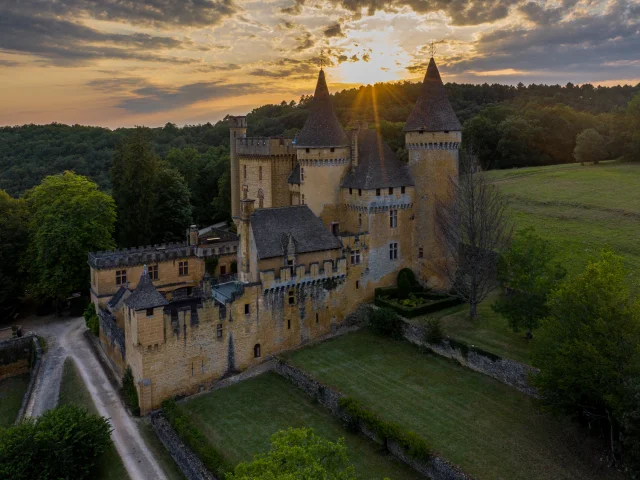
[[16, 335, 42, 422], [150, 413, 216, 480], [402, 322, 539, 397], [274, 361, 472, 480], [0, 334, 34, 380], [98, 310, 126, 377]]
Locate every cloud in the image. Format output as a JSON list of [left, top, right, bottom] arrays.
[[0, 8, 204, 66], [281, 0, 305, 15], [248, 58, 317, 78], [0, 59, 22, 67], [324, 24, 345, 37], [116, 81, 256, 113], [294, 32, 315, 51], [9, 0, 239, 28]]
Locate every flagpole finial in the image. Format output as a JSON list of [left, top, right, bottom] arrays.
[[320, 49, 325, 70], [429, 41, 436, 59]]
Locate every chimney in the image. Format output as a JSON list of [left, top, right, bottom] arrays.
[[187, 225, 198, 246]]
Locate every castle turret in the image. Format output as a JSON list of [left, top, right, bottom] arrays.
[[405, 57, 462, 288], [295, 69, 350, 223], [229, 116, 247, 222]]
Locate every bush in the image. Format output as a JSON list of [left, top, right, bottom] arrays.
[[397, 268, 417, 286], [338, 397, 430, 462], [162, 399, 232, 478], [424, 317, 444, 344], [367, 308, 404, 339], [0, 405, 112, 480], [205, 257, 218, 276], [122, 366, 140, 416], [397, 271, 412, 300], [83, 303, 99, 337]]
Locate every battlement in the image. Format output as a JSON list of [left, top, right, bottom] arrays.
[[236, 136, 294, 157], [259, 257, 347, 291], [228, 116, 247, 129]]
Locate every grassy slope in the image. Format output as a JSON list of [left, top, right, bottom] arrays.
[[58, 358, 131, 480], [0, 374, 30, 427], [181, 372, 423, 480], [287, 330, 623, 480]]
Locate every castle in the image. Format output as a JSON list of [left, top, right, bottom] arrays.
[[88, 57, 462, 414]]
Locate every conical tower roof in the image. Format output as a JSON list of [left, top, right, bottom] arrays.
[[124, 266, 168, 310], [296, 70, 349, 148], [404, 57, 462, 132]]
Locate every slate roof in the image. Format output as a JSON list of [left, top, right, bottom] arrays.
[[287, 163, 301, 184], [342, 129, 414, 189], [404, 57, 462, 132], [295, 70, 349, 148], [124, 267, 168, 310], [250, 206, 343, 259], [107, 286, 129, 310]]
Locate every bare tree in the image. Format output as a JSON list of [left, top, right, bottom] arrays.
[[435, 153, 513, 319]]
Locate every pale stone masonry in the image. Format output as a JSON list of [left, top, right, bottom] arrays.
[[89, 56, 461, 414]]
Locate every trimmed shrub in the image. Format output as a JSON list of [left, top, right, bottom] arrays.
[[205, 257, 219, 276], [122, 366, 140, 416], [338, 397, 430, 462], [424, 318, 444, 344], [397, 268, 417, 286], [162, 399, 233, 478], [83, 303, 99, 337], [397, 271, 412, 300], [0, 405, 112, 480], [367, 308, 404, 340]]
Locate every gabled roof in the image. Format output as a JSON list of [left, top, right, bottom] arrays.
[[295, 70, 349, 148], [107, 286, 130, 311], [124, 267, 168, 310], [250, 206, 343, 260], [404, 57, 462, 132], [287, 163, 301, 184], [342, 129, 414, 190]]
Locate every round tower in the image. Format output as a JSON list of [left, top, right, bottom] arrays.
[[405, 56, 462, 288], [295, 69, 350, 222], [229, 116, 247, 222]]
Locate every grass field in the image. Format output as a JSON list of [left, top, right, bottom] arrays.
[[286, 330, 623, 480], [181, 372, 424, 480], [487, 161, 640, 276], [0, 374, 29, 427]]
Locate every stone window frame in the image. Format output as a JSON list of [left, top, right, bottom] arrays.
[[389, 242, 398, 260], [356, 280, 359, 290], [116, 269, 127, 286], [401, 186, 406, 194], [178, 261, 189, 276], [216, 324, 223, 338], [244, 303, 250, 315], [288, 289, 296, 306], [390, 209, 398, 229], [148, 264, 159, 280], [418, 246, 424, 258], [254, 343, 261, 358], [243, 164, 247, 179], [146, 308, 154, 317], [350, 249, 361, 265], [389, 187, 394, 195], [259, 166, 263, 180]]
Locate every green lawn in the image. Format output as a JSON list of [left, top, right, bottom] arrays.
[[58, 358, 131, 480], [287, 330, 622, 480], [137, 418, 186, 480], [181, 372, 424, 480], [411, 290, 533, 364], [487, 161, 640, 276], [0, 374, 30, 427]]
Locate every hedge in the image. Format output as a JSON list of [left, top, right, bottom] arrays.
[[374, 295, 462, 318], [161, 399, 233, 478], [338, 397, 431, 462]]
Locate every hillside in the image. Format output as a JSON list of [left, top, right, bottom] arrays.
[[487, 161, 640, 277]]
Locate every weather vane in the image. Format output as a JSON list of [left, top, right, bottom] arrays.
[[320, 49, 325, 69], [429, 41, 436, 58]]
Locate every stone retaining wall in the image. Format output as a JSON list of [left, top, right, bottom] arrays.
[[15, 335, 42, 422], [402, 322, 539, 397], [0, 334, 34, 380], [150, 413, 216, 480], [273, 361, 472, 480]]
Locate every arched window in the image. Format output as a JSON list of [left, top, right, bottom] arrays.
[[254, 343, 261, 358]]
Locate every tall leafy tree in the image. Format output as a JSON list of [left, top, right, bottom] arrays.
[[0, 190, 29, 320], [151, 165, 193, 244], [492, 228, 566, 338], [573, 128, 607, 164], [227, 428, 357, 480], [111, 127, 158, 247], [25, 172, 116, 302], [532, 248, 640, 463]]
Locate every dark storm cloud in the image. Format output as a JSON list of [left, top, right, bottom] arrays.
[[249, 58, 317, 78], [294, 32, 316, 51], [454, 0, 640, 74], [323, 24, 344, 37], [0, 8, 207, 66], [116, 81, 255, 113], [6, 0, 239, 28]]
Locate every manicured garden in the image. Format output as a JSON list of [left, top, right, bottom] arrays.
[[0, 373, 29, 427], [180, 372, 424, 480], [286, 330, 622, 480]]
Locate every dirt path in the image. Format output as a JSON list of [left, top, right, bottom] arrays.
[[22, 315, 168, 480]]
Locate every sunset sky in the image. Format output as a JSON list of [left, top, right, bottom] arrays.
[[1, 0, 639, 128]]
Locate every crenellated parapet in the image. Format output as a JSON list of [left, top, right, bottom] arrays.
[[259, 257, 347, 292], [344, 193, 413, 213], [236, 137, 294, 157]]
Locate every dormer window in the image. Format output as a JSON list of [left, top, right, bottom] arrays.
[[401, 186, 406, 194], [376, 189, 380, 196]]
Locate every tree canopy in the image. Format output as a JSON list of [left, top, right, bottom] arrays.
[[0, 190, 29, 319]]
